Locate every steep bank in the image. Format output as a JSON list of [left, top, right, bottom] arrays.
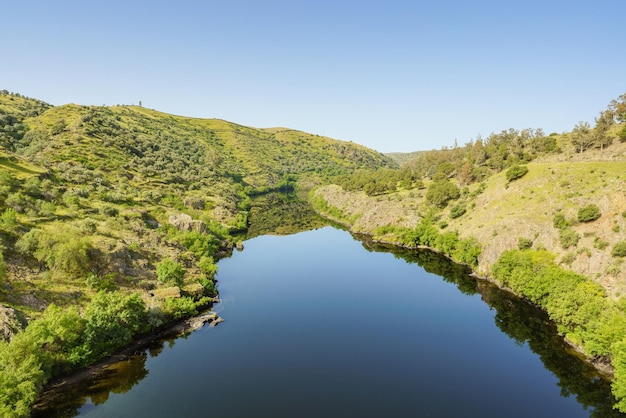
[[0, 90, 396, 417], [312, 149, 626, 297], [310, 144, 626, 410]]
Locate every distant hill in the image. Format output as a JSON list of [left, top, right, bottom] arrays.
[[385, 150, 425, 165]]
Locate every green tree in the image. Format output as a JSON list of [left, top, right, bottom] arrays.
[[571, 121, 594, 153], [593, 110, 614, 150], [505, 165, 529, 182], [608, 92, 626, 123], [78, 292, 147, 363], [426, 179, 460, 207], [156, 258, 185, 285]]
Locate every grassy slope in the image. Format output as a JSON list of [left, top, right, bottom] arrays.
[[0, 93, 396, 319], [313, 141, 626, 296]]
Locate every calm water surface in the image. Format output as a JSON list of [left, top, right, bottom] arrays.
[[34, 227, 621, 417]]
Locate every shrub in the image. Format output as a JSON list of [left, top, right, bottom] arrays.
[[426, 179, 460, 208], [517, 237, 533, 250], [612, 242, 626, 258], [163, 296, 198, 320], [505, 165, 529, 182], [0, 208, 19, 232], [0, 249, 6, 283], [553, 212, 570, 229], [577, 204, 601, 222], [78, 292, 147, 363], [593, 237, 609, 250], [449, 204, 466, 219], [99, 204, 119, 217], [198, 256, 218, 278], [559, 228, 580, 249], [156, 258, 185, 285]]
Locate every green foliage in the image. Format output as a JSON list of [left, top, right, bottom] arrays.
[[0, 337, 46, 418], [334, 168, 413, 195], [449, 204, 466, 219], [426, 178, 460, 208], [78, 292, 147, 363], [612, 242, 626, 258], [0, 249, 6, 283], [162, 296, 198, 320], [613, 338, 626, 412], [397, 217, 481, 267], [0, 208, 19, 232], [593, 237, 609, 250], [577, 204, 601, 222], [553, 212, 570, 229], [505, 164, 529, 182], [0, 292, 150, 415], [559, 228, 580, 249], [84, 272, 118, 291], [618, 125, 626, 143], [197, 256, 218, 278], [156, 258, 185, 286], [491, 250, 624, 359], [198, 276, 217, 296], [15, 227, 94, 277], [177, 230, 219, 259], [99, 204, 119, 217], [571, 121, 594, 153], [517, 237, 533, 250]]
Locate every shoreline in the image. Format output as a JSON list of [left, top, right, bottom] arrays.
[[31, 308, 223, 410], [313, 206, 616, 379]]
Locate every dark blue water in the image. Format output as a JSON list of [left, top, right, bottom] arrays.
[[35, 226, 620, 417]]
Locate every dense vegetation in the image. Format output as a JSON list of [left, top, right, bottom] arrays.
[[312, 92, 626, 412], [0, 90, 395, 417]]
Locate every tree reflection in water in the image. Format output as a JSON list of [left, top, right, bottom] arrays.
[[362, 238, 622, 418]]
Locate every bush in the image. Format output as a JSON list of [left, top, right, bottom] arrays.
[[449, 204, 466, 219], [559, 228, 580, 249], [0, 249, 6, 283], [426, 179, 460, 208], [577, 204, 601, 222], [156, 259, 185, 285], [78, 292, 147, 363], [553, 212, 570, 229], [99, 204, 119, 217], [162, 296, 198, 320], [517, 237, 533, 250], [505, 165, 529, 182], [198, 256, 218, 278], [612, 242, 626, 258]]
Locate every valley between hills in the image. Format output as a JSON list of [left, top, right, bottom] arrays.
[[1, 89, 626, 415]]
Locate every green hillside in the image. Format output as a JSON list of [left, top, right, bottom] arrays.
[[0, 90, 396, 417], [311, 92, 626, 412]]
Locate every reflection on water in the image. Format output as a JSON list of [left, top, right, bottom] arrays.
[[31, 336, 188, 418], [244, 192, 329, 238], [31, 196, 624, 417], [361, 238, 621, 418]]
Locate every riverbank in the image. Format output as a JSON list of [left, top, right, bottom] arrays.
[[310, 197, 617, 379], [31, 308, 223, 413]]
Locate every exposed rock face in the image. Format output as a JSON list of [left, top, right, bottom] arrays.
[[0, 305, 23, 342], [168, 213, 208, 233]]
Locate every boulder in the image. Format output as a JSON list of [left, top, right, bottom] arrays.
[[168, 213, 208, 234], [0, 305, 23, 342]]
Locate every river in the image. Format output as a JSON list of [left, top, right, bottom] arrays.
[[32, 226, 622, 417]]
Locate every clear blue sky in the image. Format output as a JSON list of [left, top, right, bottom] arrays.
[[2, 1, 625, 152]]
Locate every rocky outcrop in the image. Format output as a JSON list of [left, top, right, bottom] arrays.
[[0, 305, 23, 342], [168, 213, 208, 234]]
